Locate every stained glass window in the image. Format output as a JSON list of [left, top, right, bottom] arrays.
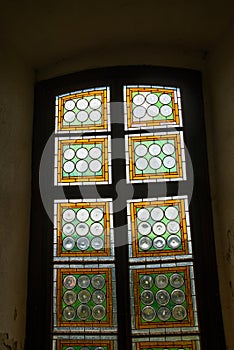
[[27, 67, 226, 350]]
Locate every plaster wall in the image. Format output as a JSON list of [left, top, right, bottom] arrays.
[[0, 47, 34, 349]]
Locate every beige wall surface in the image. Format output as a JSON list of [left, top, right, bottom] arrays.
[[0, 47, 34, 349]]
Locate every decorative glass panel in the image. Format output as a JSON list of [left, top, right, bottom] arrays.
[[130, 263, 199, 335], [55, 87, 110, 133], [53, 335, 117, 350], [132, 336, 200, 350], [54, 199, 114, 262], [55, 136, 111, 185], [125, 132, 186, 183], [124, 85, 182, 130], [53, 264, 117, 333], [127, 196, 192, 262]]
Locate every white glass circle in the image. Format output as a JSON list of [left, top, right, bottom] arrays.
[[133, 106, 146, 119], [139, 236, 152, 250], [89, 159, 102, 172], [162, 143, 175, 155], [64, 148, 75, 160], [77, 275, 90, 288], [63, 290, 77, 305], [136, 157, 148, 171], [89, 147, 102, 159], [157, 306, 171, 321], [89, 110, 102, 122], [148, 144, 161, 156], [147, 105, 159, 117], [64, 100, 75, 110], [63, 161, 75, 173], [135, 144, 148, 157], [76, 147, 88, 159], [63, 306, 76, 320], [91, 237, 104, 250], [153, 236, 166, 250], [167, 221, 180, 234], [92, 305, 106, 320], [155, 274, 168, 288], [63, 237, 75, 250], [63, 275, 77, 289], [159, 93, 172, 104], [77, 110, 89, 122], [76, 222, 89, 236], [91, 275, 105, 289], [137, 208, 150, 221], [90, 208, 103, 221], [171, 289, 185, 304], [149, 157, 162, 170], [140, 290, 154, 305], [152, 222, 166, 235], [78, 289, 91, 303], [167, 235, 181, 249], [64, 111, 76, 123], [77, 208, 89, 222], [77, 237, 90, 250], [172, 305, 187, 320], [77, 304, 91, 320], [63, 209, 76, 222], [160, 105, 172, 116], [163, 156, 176, 169], [140, 275, 153, 289], [76, 160, 88, 173], [63, 223, 75, 236], [92, 290, 105, 304], [165, 206, 178, 220], [77, 98, 88, 110], [151, 207, 164, 221], [90, 223, 104, 236], [133, 93, 145, 105], [146, 93, 158, 104], [90, 98, 102, 109], [170, 273, 184, 288], [138, 222, 151, 236], [141, 306, 156, 321], [156, 290, 170, 306]]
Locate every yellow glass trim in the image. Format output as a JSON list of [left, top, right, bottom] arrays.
[[57, 137, 109, 184], [128, 134, 183, 181], [57, 202, 111, 257], [57, 88, 108, 132], [130, 198, 188, 258], [57, 267, 113, 327], [126, 87, 180, 129], [133, 265, 194, 330]]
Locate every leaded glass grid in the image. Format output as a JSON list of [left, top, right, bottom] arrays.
[[54, 199, 114, 262], [52, 335, 117, 350], [55, 87, 110, 133], [125, 132, 186, 183], [127, 196, 192, 262], [55, 136, 112, 185], [124, 85, 182, 130], [129, 262, 199, 335], [132, 336, 201, 350], [53, 264, 117, 333]]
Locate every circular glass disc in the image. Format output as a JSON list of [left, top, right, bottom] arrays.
[[76, 160, 88, 173], [77, 304, 91, 320], [64, 111, 76, 123], [89, 160, 102, 172], [63, 209, 75, 222], [89, 147, 102, 159], [135, 144, 148, 157], [63, 290, 77, 305], [153, 236, 166, 250], [167, 235, 181, 249], [77, 110, 89, 122], [160, 105, 172, 117], [133, 106, 146, 119], [65, 100, 75, 110], [141, 306, 156, 321], [152, 222, 166, 235], [63, 275, 76, 289], [151, 207, 164, 221], [165, 206, 178, 220], [146, 93, 158, 104], [76, 147, 89, 159], [92, 305, 106, 320], [140, 275, 153, 289], [90, 222, 104, 236], [63, 237, 75, 250], [155, 274, 168, 289], [78, 289, 91, 303], [91, 275, 105, 289], [149, 157, 162, 170], [163, 156, 176, 169], [77, 237, 90, 250], [138, 222, 151, 236], [63, 161, 75, 173], [147, 105, 159, 117], [162, 143, 175, 155], [89, 110, 102, 122], [137, 208, 150, 221], [157, 306, 171, 321], [90, 98, 102, 109], [77, 208, 89, 222], [133, 93, 145, 105], [136, 157, 148, 170], [90, 208, 103, 221], [92, 290, 106, 304], [76, 222, 89, 236], [139, 236, 152, 250], [171, 289, 185, 304], [77, 98, 88, 110], [170, 273, 184, 288], [159, 93, 172, 104], [140, 290, 154, 305], [149, 144, 161, 156], [63, 223, 75, 236], [91, 237, 104, 250], [156, 290, 170, 306], [63, 306, 76, 321], [64, 148, 75, 160], [77, 275, 90, 289], [167, 221, 180, 234], [172, 305, 187, 320]]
